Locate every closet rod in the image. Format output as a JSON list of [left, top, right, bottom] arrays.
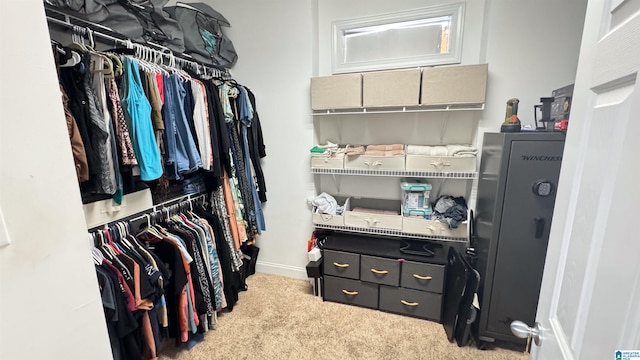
[[45, 7, 231, 77], [88, 192, 208, 232]]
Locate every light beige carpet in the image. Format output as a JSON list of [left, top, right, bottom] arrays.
[[158, 272, 528, 360]]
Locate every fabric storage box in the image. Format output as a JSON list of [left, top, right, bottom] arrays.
[[312, 197, 349, 227], [324, 276, 379, 309], [344, 198, 402, 231], [323, 250, 360, 279], [421, 64, 488, 106], [360, 255, 401, 286], [311, 74, 362, 110], [310, 152, 344, 169], [344, 155, 405, 170], [378, 285, 442, 321], [400, 261, 446, 293], [362, 68, 421, 107], [402, 217, 468, 238], [405, 155, 477, 172]]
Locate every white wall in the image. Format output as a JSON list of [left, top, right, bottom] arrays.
[[0, 1, 112, 359], [204, 0, 317, 279], [478, 0, 587, 142]]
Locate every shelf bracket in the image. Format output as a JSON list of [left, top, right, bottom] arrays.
[[332, 173, 341, 193], [439, 112, 450, 144]]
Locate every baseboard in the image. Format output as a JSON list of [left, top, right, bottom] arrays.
[[255, 261, 308, 279]]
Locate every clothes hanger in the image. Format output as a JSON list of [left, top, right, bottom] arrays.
[[97, 230, 117, 259], [103, 226, 123, 256]]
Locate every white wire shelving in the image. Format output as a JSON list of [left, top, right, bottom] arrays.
[[313, 223, 468, 243], [310, 167, 477, 179], [312, 104, 485, 116]]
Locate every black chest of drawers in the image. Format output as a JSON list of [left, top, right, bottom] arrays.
[[321, 232, 448, 323]]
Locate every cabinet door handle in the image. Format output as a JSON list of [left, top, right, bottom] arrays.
[[333, 262, 350, 268], [412, 274, 433, 280], [370, 268, 389, 275], [401, 299, 419, 307], [342, 289, 358, 296], [430, 160, 452, 170]]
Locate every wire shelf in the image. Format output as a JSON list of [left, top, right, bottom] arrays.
[[312, 104, 484, 116], [311, 167, 477, 179], [313, 223, 468, 243]]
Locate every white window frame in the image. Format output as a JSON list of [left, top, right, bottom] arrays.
[[332, 3, 465, 74]]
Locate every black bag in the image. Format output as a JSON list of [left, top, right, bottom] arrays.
[[166, 2, 238, 67], [47, 0, 185, 53], [116, 0, 185, 53]]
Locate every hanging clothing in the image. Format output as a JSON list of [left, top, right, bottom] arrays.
[[195, 203, 244, 310], [120, 57, 163, 181], [191, 80, 213, 170], [162, 74, 203, 179], [238, 87, 266, 234], [181, 80, 200, 151], [59, 59, 100, 186], [60, 86, 89, 182], [227, 103, 258, 241], [246, 88, 267, 202], [82, 53, 116, 194], [106, 78, 138, 166]]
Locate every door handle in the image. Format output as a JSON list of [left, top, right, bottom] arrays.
[[510, 320, 542, 346], [534, 217, 545, 238]]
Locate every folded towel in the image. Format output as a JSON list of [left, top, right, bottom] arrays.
[[406, 145, 448, 156], [345, 145, 365, 156], [446, 145, 478, 157], [366, 144, 404, 151], [364, 149, 405, 156], [310, 146, 328, 154]]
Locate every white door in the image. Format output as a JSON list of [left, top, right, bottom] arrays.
[[524, 0, 640, 359]]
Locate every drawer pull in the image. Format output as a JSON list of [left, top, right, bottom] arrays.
[[333, 262, 350, 268], [401, 299, 419, 307], [364, 218, 380, 227], [412, 274, 433, 281], [364, 160, 383, 168], [370, 268, 389, 275], [342, 289, 359, 296]]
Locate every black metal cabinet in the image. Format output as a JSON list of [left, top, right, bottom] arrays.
[[475, 132, 565, 343]]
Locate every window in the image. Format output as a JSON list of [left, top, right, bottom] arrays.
[[332, 3, 465, 74]]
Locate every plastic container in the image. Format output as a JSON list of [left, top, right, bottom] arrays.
[[401, 181, 432, 214], [402, 207, 432, 220]]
